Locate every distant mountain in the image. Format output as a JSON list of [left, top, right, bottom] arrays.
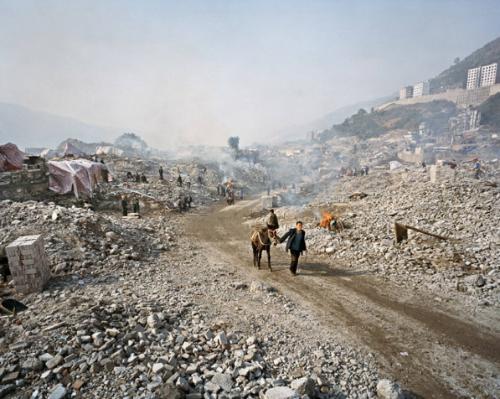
[[0, 102, 122, 150], [272, 95, 394, 144], [430, 36, 500, 92]]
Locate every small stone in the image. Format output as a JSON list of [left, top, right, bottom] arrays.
[[476, 275, 486, 287], [215, 331, 229, 347], [105, 328, 120, 337], [204, 381, 220, 393], [376, 379, 404, 399], [211, 373, 234, 392], [46, 355, 63, 370], [48, 384, 67, 399], [290, 377, 315, 396], [264, 387, 299, 399], [152, 363, 165, 374], [0, 384, 15, 397]]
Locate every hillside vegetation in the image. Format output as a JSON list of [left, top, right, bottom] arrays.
[[478, 92, 500, 130], [430, 36, 500, 92], [320, 100, 457, 141]]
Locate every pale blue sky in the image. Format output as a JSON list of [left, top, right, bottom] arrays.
[[0, 0, 499, 147]]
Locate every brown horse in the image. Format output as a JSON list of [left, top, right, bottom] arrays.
[[250, 227, 279, 271]]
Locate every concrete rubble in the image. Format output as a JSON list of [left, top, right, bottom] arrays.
[[269, 163, 500, 307]]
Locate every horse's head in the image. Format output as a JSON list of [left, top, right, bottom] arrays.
[[267, 228, 280, 245]]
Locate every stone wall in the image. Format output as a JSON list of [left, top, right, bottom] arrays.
[[377, 83, 500, 110], [0, 164, 51, 201]]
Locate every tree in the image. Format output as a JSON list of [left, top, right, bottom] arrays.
[[227, 136, 240, 152], [453, 57, 460, 65]]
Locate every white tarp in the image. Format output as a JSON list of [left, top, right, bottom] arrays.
[[48, 159, 107, 198]]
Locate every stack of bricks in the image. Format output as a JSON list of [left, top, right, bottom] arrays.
[[5, 235, 51, 294]]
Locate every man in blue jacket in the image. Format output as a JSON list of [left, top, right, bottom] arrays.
[[279, 221, 307, 275]]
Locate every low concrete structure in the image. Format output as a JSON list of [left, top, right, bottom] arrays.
[[6, 235, 51, 294]]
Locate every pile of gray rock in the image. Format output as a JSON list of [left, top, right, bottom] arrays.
[[0, 200, 173, 276], [299, 165, 500, 306], [0, 241, 382, 399]]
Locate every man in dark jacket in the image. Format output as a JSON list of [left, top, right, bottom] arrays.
[[279, 221, 306, 275], [121, 196, 128, 216]]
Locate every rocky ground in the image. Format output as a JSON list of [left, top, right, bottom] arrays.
[[0, 202, 393, 399], [0, 157, 499, 398]]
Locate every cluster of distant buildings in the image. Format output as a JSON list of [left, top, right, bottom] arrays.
[[466, 62, 498, 90], [399, 81, 430, 100], [399, 62, 498, 100]]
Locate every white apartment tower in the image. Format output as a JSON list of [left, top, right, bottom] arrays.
[[466, 66, 481, 90], [480, 63, 497, 87], [399, 86, 413, 99], [413, 81, 430, 97]]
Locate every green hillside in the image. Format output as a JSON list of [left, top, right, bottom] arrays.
[[320, 100, 457, 141], [430, 36, 500, 93], [478, 92, 500, 130]]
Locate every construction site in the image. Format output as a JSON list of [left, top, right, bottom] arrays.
[[1, 3, 500, 399]]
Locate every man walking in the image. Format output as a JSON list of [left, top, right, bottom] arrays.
[[121, 195, 128, 216], [266, 209, 279, 238], [159, 166, 164, 180], [279, 221, 307, 275]]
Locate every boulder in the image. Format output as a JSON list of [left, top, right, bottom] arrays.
[[376, 379, 404, 399], [290, 377, 316, 396], [264, 387, 299, 399]]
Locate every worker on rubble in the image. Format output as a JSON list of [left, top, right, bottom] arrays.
[[121, 196, 128, 216], [474, 160, 482, 179], [101, 165, 109, 183], [186, 177, 191, 189], [278, 221, 307, 276], [133, 198, 140, 214], [141, 173, 148, 183], [177, 174, 183, 187], [135, 172, 141, 183], [266, 209, 279, 238], [159, 166, 164, 180]]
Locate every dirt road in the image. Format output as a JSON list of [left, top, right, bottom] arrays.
[[186, 199, 500, 398]]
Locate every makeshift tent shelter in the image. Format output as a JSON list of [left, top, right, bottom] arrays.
[[0, 143, 25, 172], [48, 159, 108, 198]]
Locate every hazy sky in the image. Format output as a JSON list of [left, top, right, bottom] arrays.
[[1, 0, 500, 148]]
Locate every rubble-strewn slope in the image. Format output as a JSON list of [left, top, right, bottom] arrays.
[[0, 201, 172, 276], [272, 165, 500, 307]]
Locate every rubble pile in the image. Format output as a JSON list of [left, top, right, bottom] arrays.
[[0, 234, 381, 399], [297, 165, 500, 306], [0, 200, 173, 276]]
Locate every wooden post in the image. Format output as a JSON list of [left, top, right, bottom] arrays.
[[394, 222, 449, 243]]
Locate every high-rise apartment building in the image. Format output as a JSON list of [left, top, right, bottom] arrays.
[[399, 86, 413, 99], [413, 81, 430, 97], [467, 63, 497, 89], [480, 63, 497, 87], [466, 67, 481, 90]]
